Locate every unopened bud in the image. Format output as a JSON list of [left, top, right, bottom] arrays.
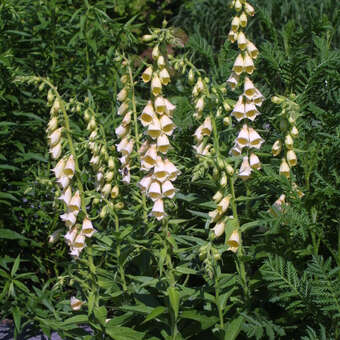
[[142, 34, 154, 42], [114, 202, 124, 210]]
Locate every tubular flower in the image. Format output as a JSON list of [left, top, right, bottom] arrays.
[[139, 42, 178, 221]]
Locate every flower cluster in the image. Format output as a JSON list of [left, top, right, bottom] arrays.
[[116, 62, 134, 184], [227, 0, 264, 180], [84, 107, 119, 210], [47, 91, 96, 258], [138, 40, 179, 220]]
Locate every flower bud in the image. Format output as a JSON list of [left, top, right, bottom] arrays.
[[232, 54, 244, 75], [101, 183, 112, 198], [239, 156, 252, 180], [272, 140, 282, 156], [117, 87, 128, 102], [152, 45, 160, 60], [244, 53, 255, 74], [291, 126, 299, 138], [159, 68, 170, 85], [223, 116, 232, 126], [244, 2, 255, 16], [47, 89, 54, 105], [279, 158, 290, 178], [237, 31, 247, 50], [287, 150, 297, 167], [212, 220, 225, 238], [226, 163, 235, 176], [50, 142, 62, 160], [239, 11, 248, 27], [246, 40, 258, 59], [285, 134, 294, 149], [142, 34, 154, 42], [188, 69, 195, 84], [157, 55, 166, 68], [231, 16, 240, 32], [111, 185, 119, 198], [151, 75, 162, 96], [249, 152, 261, 170]]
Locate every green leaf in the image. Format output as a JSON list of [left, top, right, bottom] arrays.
[[63, 314, 88, 325], [0, 229, 28, 240], [181, 310, 219, 330], [94, 306, 107, 326], [11, 255, 20, 277], [142, 306, 167, 324], [167, 286, 180, 320], [106, 326, 145, 340], [224, 316, 243, 340]]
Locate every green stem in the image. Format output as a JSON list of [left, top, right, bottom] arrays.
[[211, 113, 220, 155], [45, 80, 87, 214], [113, 210, 127, 292]]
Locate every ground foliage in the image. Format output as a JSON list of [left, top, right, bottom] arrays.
[[0, 0, 339, 339]]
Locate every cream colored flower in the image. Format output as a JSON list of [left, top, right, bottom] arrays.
[[227, 230, 240, 252], [148, 181, 161, 201], [279, 158, 290, 178], [151, 198, 165, 220], [213, 191, 223, 203], [249, 152, 261, 170], [239, 11, 248, 27], [47, 116, 58, 132], [68, 190, 81, 213], [246, 40, 259, 59], [159, 68, 170, 85], [154, 96, 166, 114], [57, 175, 70, 189], [245, 101, 259, 121], [48, 127, 62, 147], [232, 96, 245, 121], [237, 31, 247, 50], [157, 55, 166, 68], [153, 158, 168, 182], [140, 101, 155, 126], [138, 174, 152, 192], [147, 117, 162, 139], [81, 217, 96, 238], [227, 72, 239, 90], [232, 54, 244, 75], [269, 194, 286, 216], [162, 180, 175, 198], [117, 87, 128, 102], [272, 140, 282, 156], [118, 102, 129, 116], [142, 66, 153, 83], [50, 142, 62, 160], [160, 115, 176, 136], [164, 98, 176, 116], [58, 186, 72, 205], [164, 158, 180, 181], [52, 158, 66, 179], [212, 220, 225, 238], [121, 111, 132, 126], [151, 75, 162, 96], [142, 144, 158, 168], [157, 134, 170, 154], [287, 150, 297, 167], [285, 134, 294, 149], [244, 2, 255, 16], [70, 297, 84, 311], [48, 228, 63, 244], [244, 77, 256, 98], [243, 52, 255, 74], [60, 212, 77, 228], [236, 124, 249, 146], [291, 126, 299, 138], [248, 127, 264, 149], [217, 195, 231, 214], [239, 155, 252, 180], [231, 16, 240, 32]]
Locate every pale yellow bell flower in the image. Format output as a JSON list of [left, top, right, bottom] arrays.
[[231, 16, 240, 32], [60, 212, 76, 228], [272, 140, 282, 156], [70, 297, 84, 311], [110, 185, 119, 199], [138, 174, 152, 192], [160, 115, 176, 136], [164, 98, 176, 116], [269, 194, 286, 217], [227, 230, 240, 252], [244, 77, 256, 98], [154, 96, 166, 114], [227, 72, 239, 90], [50, 142, 62, 160], [208, 209, 220, 222], [193, 141, 205, 155], [236, 124, 249, 146], [246, 40, 259, 59], [228, 30, 237, 43], [64, 227, 78, 245], [245, 101, 259, 121], [162, 180, 175, 198], [285, 134, 294, 149], [212, 220, 225, 238], [202, 117, 212, 136], [151, 198, 165, 220], [239, 11, 248, 27], [69, 190, 81, 213], [153, 157, 168, 182], [202, 144, 212, 156], [164, 158, 180, 181], [48, 127, 62, 147], [244, 53, 255, 74], [217, 195, 231, 214], [232, 96, 245, 121], [118, 102, 129, 116], [148, 181, 162, 201], [48, 228, 63, 244], [115, 124, 129, 138], [81, 217, 96, 238], [249, 152, 261, 170], [116, 137, 129, 154], [138, 140, 150, 156], [152, 45, 160, 60], [195, 97, 205, 112], [52, 158, 66, 179], [140, 101, 155, 126], [157, 134, 170, 154], [213, 191, 223, 203], [230, 143, 243, 156], [157, 55, 166, 68], [253, 89, 264, 106], [57, 175, 70, 189], [159, 68, 170, 85], [142, 66, 153, 83], [121, 111, 132, 126], [193, 125, 204, 143], [287, 150, 297, 167], [279, 158, 290, 178], [73, 233, 86, 249], [89, 130, 97, 141], [89, 155, 100, 168], [292, 183, 304, 198], [143, 144, 158, 168], [237, 31, 247, 50], [58, 186, 72, 205], [232, 54, 244, 75], [248, 127, 264, 149], [151, 75, 162, 97], [147, 116, 162, 139], [239, 155, 252, 180], [117, 87, 128, 102], [244, 2, 255, 16], [101, 183, 112, 198], [234, 0, 242, 11], [291, 126, 299, 138], [47, 116, 58, 132]]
